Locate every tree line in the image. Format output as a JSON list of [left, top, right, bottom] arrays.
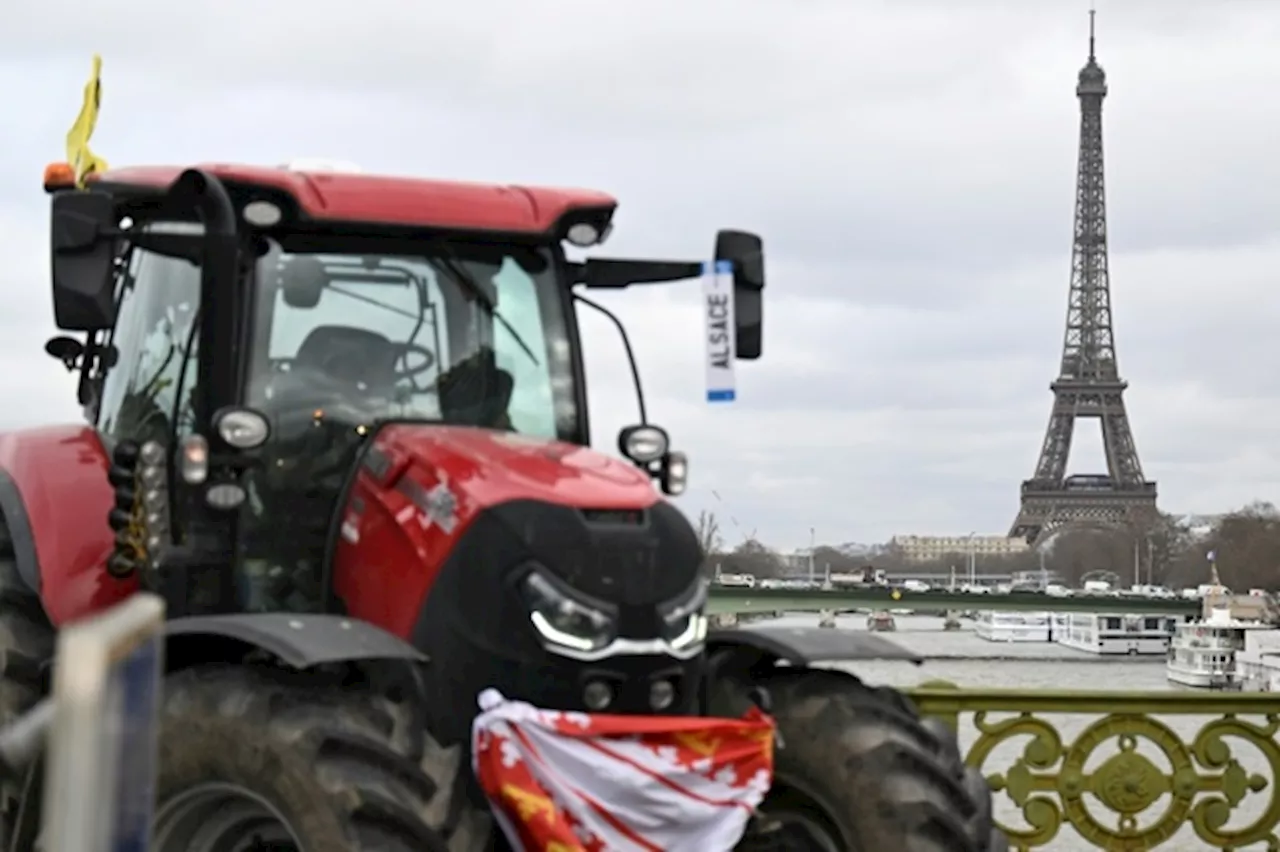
[[695, 502, 1280, 591]]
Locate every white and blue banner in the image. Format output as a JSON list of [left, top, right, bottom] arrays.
[[703, 259, 736, 403], [43, 594, 164, 852]]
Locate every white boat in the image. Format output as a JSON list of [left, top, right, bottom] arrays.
[[1055, 612, 1183, 656], [1166, 606, 1280, 689], [974, 611, 1050, 643], [1234, 629, 1280, 691]]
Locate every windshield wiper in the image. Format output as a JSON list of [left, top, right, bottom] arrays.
[[432, 246, 540, 367], [329, 285, 421, 321]]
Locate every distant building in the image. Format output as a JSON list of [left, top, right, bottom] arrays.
[[1174, 514, 1225, 540], [890, 534, 1030, 563], [783, 549, 812, 571], [783, 542, 884, 572]]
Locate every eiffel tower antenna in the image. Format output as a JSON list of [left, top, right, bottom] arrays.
[[1089, 3, 1097, 62], [1009, 10, 1159, 545]]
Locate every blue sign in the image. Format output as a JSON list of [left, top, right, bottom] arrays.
[[106, 633, 161, 852]]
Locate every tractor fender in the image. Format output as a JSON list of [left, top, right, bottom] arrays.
[[707, 623, 923, 668], [165, 612, 426, 671], [0, 426, 125, 624]]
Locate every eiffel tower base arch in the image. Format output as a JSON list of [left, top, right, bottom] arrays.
[[1011, 488, 1159, 548]]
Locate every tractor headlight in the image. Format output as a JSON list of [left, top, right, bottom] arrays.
[[518, 569, 618, 654], [214, 407, 271, 449], [618, 424, 669, 465], [659, 578, 709, 650]]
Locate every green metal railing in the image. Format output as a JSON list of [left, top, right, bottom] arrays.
[[706, 586, 1202, 616], [907, 680, 1280, 851]]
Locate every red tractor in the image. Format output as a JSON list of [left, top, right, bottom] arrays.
[[0, 160, 1004, 850]]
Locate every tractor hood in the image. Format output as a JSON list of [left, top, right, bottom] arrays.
[[362, 423, 701, 608], [372, 423, 661, 512], [332, 422, 704, 658]]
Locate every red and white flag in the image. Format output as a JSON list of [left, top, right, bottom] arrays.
[[471, 689, 775, 852]]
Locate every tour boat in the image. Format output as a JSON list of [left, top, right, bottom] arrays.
[[974, 611, 1051, 643], [1166, 607, 1280, 689], [1055, 612, 1183, 656]]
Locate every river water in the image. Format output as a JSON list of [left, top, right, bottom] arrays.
[[761, 613, 1275, 851]]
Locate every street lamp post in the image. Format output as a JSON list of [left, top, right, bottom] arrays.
[[966, 531, 977, 586], [1152, 534, 1162, 588], [1132, 536, 1141, 589], [808, 527, 816, 586]]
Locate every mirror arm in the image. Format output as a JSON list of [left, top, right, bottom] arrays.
[[573, 294, 648, 425], [76, 333, 105, 413], [576, 259, 704, 290]]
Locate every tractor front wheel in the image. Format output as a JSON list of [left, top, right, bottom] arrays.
[[0, 555, 54, 851], [152, 665, 465, 852], [715, 668, 1008, 852]]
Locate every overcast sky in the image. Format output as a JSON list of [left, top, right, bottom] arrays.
[[2, 0, 1278, 551]]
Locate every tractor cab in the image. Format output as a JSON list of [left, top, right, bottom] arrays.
[[42, 161, 766, 622]]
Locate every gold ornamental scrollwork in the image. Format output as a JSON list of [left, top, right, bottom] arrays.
[[968, 710, 1065, 849], [961, 709, 1280, 851]]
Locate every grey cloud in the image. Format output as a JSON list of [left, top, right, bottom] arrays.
[[4, 2, 1280, 549]]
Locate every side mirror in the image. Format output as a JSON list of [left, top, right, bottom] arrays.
[[50, 191, 119, 331], [44, 336, 84, 371], [714, 230, 765, 361]]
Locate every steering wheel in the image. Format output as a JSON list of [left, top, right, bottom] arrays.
[[394, 342, 436, 391]]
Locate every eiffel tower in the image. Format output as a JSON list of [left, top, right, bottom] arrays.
[[1009, 11, 1158, 544]]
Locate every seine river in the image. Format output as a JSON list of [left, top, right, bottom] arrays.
[[762, 613, 1275, 851]]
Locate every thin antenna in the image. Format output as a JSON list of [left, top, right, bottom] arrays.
[[709, 489, 752, 545], [1088, 4, 1097, 61]]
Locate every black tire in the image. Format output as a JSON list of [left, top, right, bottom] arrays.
[[715, 668, 1006, 852], [0, 556, 54, 850], [153, 665, 491, 852]]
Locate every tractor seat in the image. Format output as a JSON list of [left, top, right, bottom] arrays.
[[292, 325, 401, 395]]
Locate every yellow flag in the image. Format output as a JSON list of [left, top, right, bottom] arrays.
[[66, 55, 109, 188]]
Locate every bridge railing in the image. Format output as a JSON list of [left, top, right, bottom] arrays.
[[907, 680, 1280, 851]]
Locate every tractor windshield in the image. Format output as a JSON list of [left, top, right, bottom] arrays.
[[246, 238, 578, 442], [235, 238, 580, 611]]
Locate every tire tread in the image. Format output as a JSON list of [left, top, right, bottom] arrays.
[[735, 668, 1007, 852]]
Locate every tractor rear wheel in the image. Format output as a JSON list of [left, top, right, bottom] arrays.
[[714, 668, 1007, 852], [152, 665, 481, 852], [0, 555, 54, 851]]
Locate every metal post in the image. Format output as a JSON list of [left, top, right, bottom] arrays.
[[1133, 536, 1140, 588], [967, 531, 976, 586], [0, 699, 54, 779], [808, 527, 816, 586]]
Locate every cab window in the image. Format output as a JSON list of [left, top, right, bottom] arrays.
[[96, 224, 202, 445]]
